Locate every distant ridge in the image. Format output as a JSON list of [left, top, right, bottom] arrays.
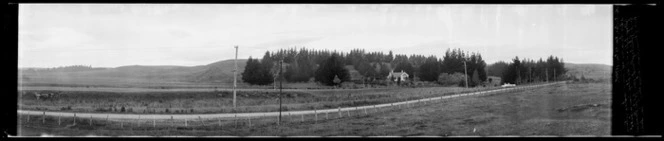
[[564, 63, 611, 80], [20, 59, 248, 84]]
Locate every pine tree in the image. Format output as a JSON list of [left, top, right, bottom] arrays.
[[471, 69, 480, 86], [314, 53, 350, 86], [417, 56, 440, 82], [242, 57, 273, 85]]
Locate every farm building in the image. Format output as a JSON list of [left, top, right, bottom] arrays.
[[387, 70, 409, 82]]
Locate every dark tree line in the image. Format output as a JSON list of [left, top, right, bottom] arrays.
[[499, 56, 567, 84], [243, 47, 489, 87]]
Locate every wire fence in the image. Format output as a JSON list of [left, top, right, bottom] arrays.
[[18, 81, 567, 135]]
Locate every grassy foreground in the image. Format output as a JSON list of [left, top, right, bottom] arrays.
[[17, 82, 610, 136], [18, 85, 503, 114]]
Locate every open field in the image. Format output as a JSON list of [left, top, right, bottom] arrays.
[[19, 83, 509, 114], [17, 82, 610, 136]]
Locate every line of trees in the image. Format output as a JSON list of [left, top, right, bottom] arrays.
[[496, 56, 567, 84], [242, 47, 489, 87]]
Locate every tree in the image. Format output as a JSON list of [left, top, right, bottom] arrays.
[[242, 57, 273, 85], [385, 50, 394, 63], [378, 63, 392, 79], [417, 56, 441, 82], [314, 53, 350, 86], [437, 72, 465, 86], [487, 61, 509, 77], [471, 69, 480, 86], [501, 56, 521, 84], [356, 60, 377, 82]]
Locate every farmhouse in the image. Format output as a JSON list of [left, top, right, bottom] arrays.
[[387, 70, 409, 82], [33, 92, 60, 100]]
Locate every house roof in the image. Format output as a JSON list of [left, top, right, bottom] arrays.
[[389, 71, 409, 77]]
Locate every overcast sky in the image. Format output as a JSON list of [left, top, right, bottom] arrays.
[[19, 4, 612, 68]]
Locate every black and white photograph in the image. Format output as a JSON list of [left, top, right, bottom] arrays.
[[16, 4, 618, 136]]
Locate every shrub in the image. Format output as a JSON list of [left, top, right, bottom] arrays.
[[121, 106, 125, 112], [165, 108, 169, 113], [437, 73, 466, 86], [190, 109, 194, 113]]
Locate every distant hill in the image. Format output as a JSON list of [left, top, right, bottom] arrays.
[[19, 60, 611, 87], [484, 62, 610, 81], [189, 59, 248, 83], [19, 59, 248, 86], [564, 63, 611, 80]]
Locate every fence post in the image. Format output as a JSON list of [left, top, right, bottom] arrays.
[[347, 109, 350, 117], [153, 118, 156, 128], [338, 107, 342, 118], [89, 115, 92, 126], [234, 114, 237, 129], [120, 121, 123, 128], [248, 118, 252, 127], [364, 107, 367, 115], [373, 105, 377, 113], [185, 119, 188, 127], [326, 111, 328, 120], [138, 115, 141, 127], [301, 114, 304, 122], [27, 114, 30, 123], [73, 113, 76, 125], [42, 112, 45, 124], [106, 115, 109, 124], [218, 118, 222, 127], [315, 110, 318, 124], [198, 116, 202, 127], [58, 114, 61, 126]]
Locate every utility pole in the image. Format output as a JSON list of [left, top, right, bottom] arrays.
[[278, 59, 283, 125], [553, 69, 556, 82], [545, 68, 549, 82], [516, 65, 520, 85], [463, 61, 468, 88], [233, 46, 238, 108]]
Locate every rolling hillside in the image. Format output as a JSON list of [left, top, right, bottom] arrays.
[[564, 63, 611, 80], [19, 59, 248, 87]]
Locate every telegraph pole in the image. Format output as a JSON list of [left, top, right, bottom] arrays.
[[545, 68, 549, 82], [233, 46, 238, 108], [463, 61, 468, 88], [553, 69, 556, 82], [278, 59, 283, 125]]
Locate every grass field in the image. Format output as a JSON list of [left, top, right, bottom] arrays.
[[18, 84, 504, 114], [17, 82, 610, 136]]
